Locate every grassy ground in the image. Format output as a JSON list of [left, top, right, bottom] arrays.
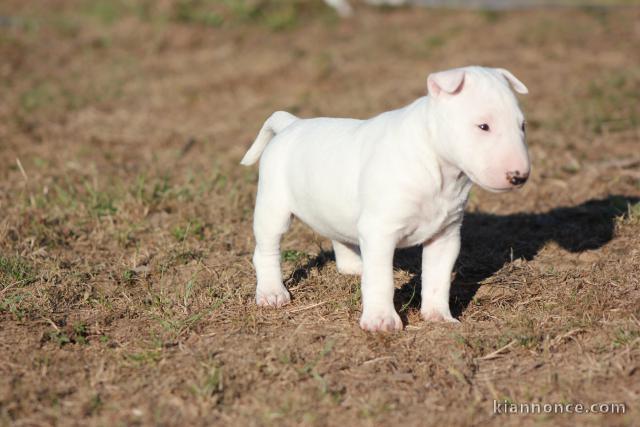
[[1, 1, 639, 426]]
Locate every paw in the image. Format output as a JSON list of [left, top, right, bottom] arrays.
[[256, 287, 291, 308], [421, 309, 459, 323], [359, 310, 403, 332]]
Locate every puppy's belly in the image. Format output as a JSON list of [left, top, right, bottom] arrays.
[[287, 159, 361, 244], [397, 221, 440, 248], [292, 206, 360, 245], [397, 206, 464, 248]]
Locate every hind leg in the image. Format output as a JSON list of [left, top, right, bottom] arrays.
[[332, 240, 362, 275], [252, 198, 292, 308]]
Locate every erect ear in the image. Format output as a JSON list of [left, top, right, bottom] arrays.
[[427, 68, 465, 97], [496, 68, 528, 94]]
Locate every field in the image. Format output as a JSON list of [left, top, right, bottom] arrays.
[[1, 1, 639, 426]]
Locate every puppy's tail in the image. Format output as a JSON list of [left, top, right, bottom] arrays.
[[240, 111, 299, 166]]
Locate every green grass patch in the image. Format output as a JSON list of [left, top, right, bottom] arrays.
[[126, 349, 163, 365], [44, 322, 90, 347], [172, 219, 205, 242], [281, 249, 308, 263], [175, 1, 224, 27], [169, 0, 334, 31], [0, 293, 28, 320], [613, 327, 640, 348], [0, 255, 36, 286], [584, 69, 640, 134], [20, 83, 57, 112], [190, 364, 224, 400]]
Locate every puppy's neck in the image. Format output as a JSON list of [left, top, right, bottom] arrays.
[[438, 157, 472, 196], [398, 98, 468, 194]]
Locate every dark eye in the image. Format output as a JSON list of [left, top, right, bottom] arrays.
[[478, 123, 490, 132], [521, 121, 526, 133]]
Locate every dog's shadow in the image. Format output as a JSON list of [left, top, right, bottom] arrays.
[[287, 195, 638, 322]]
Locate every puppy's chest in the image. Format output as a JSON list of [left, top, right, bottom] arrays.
[[398, 189, 468, 248]]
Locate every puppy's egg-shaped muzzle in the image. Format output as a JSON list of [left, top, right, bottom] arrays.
[[470, 149, 530, 192]]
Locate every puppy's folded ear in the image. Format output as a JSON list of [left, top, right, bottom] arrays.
[[496, 68, 529, 94], [427, 68, 465, 97]]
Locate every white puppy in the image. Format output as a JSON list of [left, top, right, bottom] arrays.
[[241, 66, 530, 332]]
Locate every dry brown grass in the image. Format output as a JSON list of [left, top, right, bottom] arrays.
[[1, 1, 639, 426]]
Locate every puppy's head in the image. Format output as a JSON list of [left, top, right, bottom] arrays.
[[427, 66, 530, 192]]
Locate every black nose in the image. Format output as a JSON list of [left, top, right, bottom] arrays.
[[506, 171, 529, 186]]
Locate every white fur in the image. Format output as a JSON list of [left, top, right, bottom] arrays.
[[324, 0, 408, 17], [242, 66, 530, 332]]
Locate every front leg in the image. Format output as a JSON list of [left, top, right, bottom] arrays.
[[358, 222, 402, 332], [421, 228, 461, 323]]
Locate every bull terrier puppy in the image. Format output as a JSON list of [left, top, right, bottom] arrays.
[[241, 66, 530, 332]]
